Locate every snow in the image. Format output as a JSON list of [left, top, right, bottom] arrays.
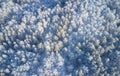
[[0, 0, 120, 76]]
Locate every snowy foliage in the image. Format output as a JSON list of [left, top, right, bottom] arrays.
[[0, 0, 120, 76]]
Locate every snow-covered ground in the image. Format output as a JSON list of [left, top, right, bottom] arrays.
[[0, 0, 120, 76]]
